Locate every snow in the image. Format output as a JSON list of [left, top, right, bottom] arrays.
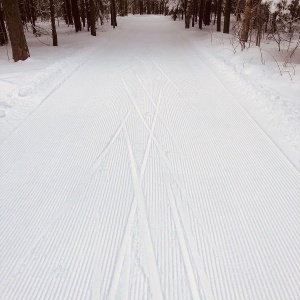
[[183, 23, 300, 170], [0, 15, 300, 299]]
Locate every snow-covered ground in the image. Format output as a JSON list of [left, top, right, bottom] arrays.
[[0, 16, 299, 299]]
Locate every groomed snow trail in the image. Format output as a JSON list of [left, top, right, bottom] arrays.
[[1, 16, 300, 300]]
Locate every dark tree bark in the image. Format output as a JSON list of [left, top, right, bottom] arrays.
[[192, 0, 196, 27], [18, 0, 27, 24], [0, 4, 8, 45], [86, 0, 90, 30], [147, 0, 151, 13], [255, 0, 262, 46], [203, 0, 211, 26], [98, 0, 104, 25], [62, 2, 68, 23], [2, 0, 30, 61], [65, 0, 73, 25], [194, 0, 198, 22], [50, 0, 58, 45], [28, 0, 37, 34], [139, 0, 144, 14], [89, 0, 96, 35], [124, 0, 128, 15], [111, 0, 117, 27], [199, 0, 204, 29], [120, 0, 124, 15], [217, 0, 222, 31], [203, 0, 212, 25], [185, 0, 191, 28], [81, 0, 86, 27], [223, 0, 232, 33], [71, 0, 82, 32]]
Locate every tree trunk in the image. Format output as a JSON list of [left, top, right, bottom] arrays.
[[65, 0, 73, 25], [139, 0, 143, 14], [199, 0, 204, 29], [50, 0, 58, 46], [2, 0, 30, 61], [223, 0, 232, 33], [81, 0, 86, 27], [111, 0, 117, 27], [18, 0, 26, 24], [120, 0, 124, 16], [240, 0, 252, 48], [125, 0, 128, 15], [185, 0, 191, 28], [89, 0, 96, 35], [192, 0, 195, 27], [86, 0, 90, 30], [217, 0, 222, 31], [0, 4, 8, 45], [255, 0, 262, 46], [194, 0, 198, 22], [203, 0, 211, 26], [71, 0, 82, 32], [29, 0, 36, 34]]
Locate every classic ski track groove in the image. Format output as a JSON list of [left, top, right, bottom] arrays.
[[0, 16, 300, 300], [123, 124, 164, 300], [107, 82, 165, 299], [150, 50, 300, 299]]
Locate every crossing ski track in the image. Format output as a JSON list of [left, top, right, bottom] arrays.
[[1, 16, 300, 300]]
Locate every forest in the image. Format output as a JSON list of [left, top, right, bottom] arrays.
[[1, 0, 299, 61], [1, 0, 300, 298]]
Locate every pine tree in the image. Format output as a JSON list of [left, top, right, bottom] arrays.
[[2, 0, 30, 61]]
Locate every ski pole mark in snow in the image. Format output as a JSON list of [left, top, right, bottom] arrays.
[[1, 16, 300, 300], [139, 87, 163, 181], [108, 83, 165, 299], [122, 79, 183, 185], [136, 74, 185, 160], [164, 171, 215, 300], [123, 124, 164, 300], [86, 110, 132, 182], [106, 199, 137, 300], [122, 74, 215, 299], [163, 174, 201, 300]]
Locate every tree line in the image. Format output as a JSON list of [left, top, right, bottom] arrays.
[[0, 0, 299, 62], [171, 0, 300, 50]]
